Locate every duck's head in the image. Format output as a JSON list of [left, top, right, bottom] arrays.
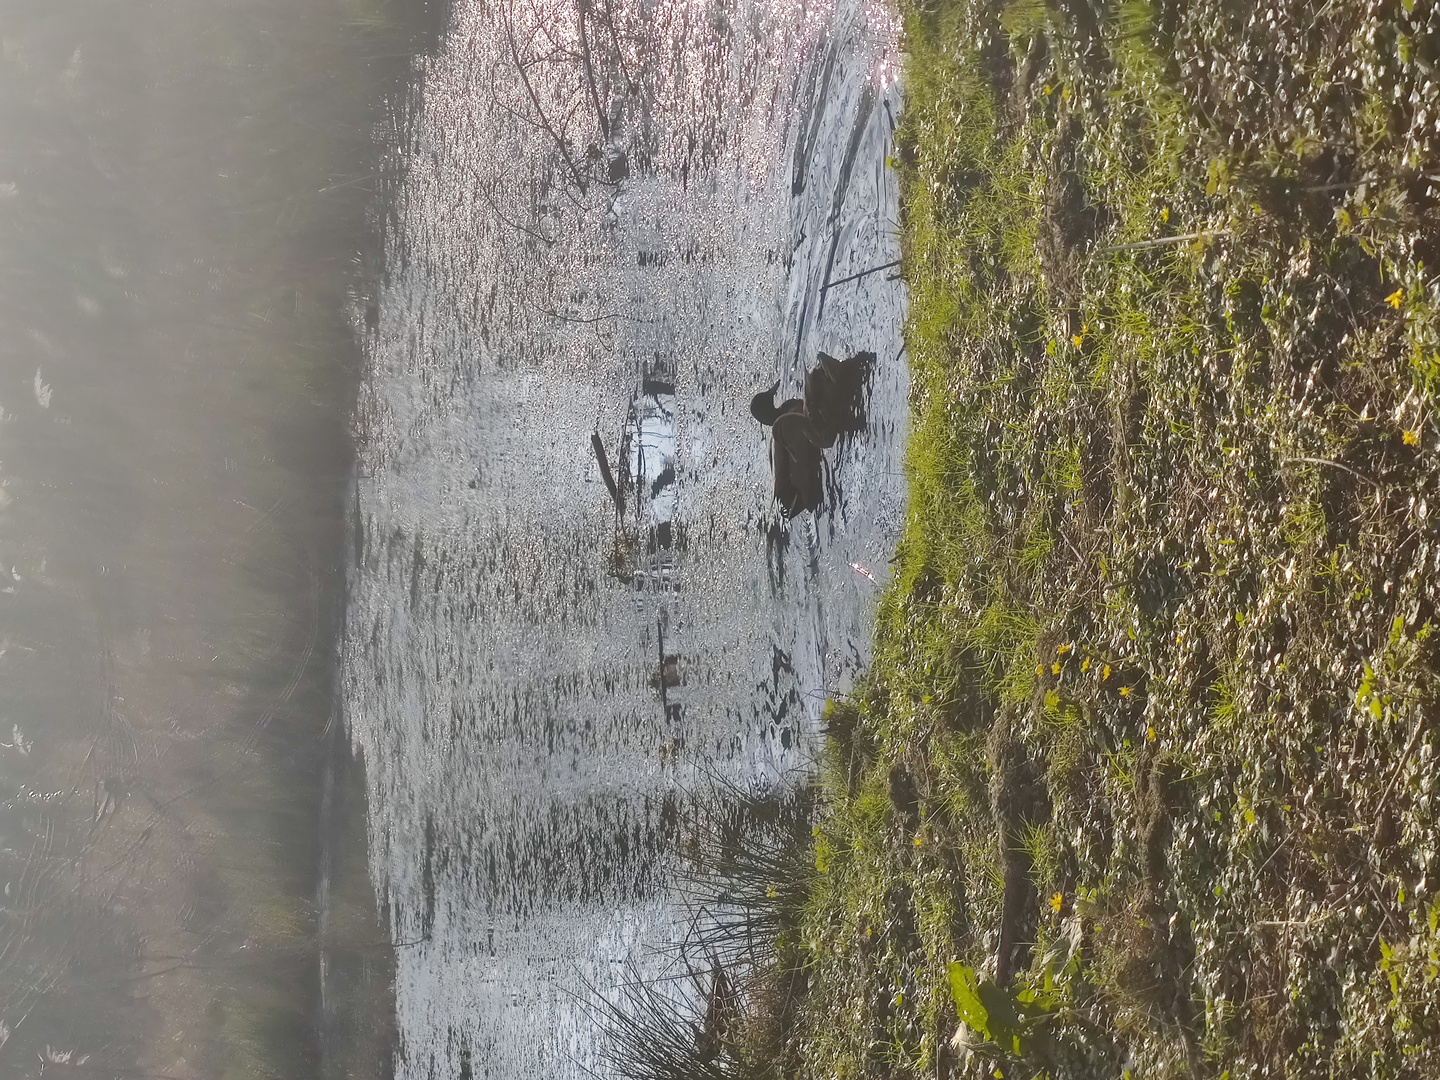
[[749, 380, 782, 426]]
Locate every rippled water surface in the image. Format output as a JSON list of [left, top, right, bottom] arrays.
[[344, 0, 909, 1074]]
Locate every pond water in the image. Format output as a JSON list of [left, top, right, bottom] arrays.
[[343, 0, 909, 1074]]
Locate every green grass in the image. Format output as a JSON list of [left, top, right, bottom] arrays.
[[785, 0, 1440, 1076]]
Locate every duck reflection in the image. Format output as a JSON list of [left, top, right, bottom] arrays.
[[750, 350, 874, 515]]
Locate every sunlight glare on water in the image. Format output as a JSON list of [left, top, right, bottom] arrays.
[[343, 0, 908, 1073]]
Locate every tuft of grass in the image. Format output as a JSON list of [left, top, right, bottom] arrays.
[[595, 961, 771, 1080]]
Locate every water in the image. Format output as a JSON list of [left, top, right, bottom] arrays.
[[342, 0, 908, 1074], [0, 1, 444, 1076]]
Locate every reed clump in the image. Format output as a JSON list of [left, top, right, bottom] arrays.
[[596, 784, 817, 1080]]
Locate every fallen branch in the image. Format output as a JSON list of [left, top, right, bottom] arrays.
[[1374, 714, 1428, 835], [1303, 170, 1440, 193], [820, 258, 902, 293], [1282, 455, 1383, 490]]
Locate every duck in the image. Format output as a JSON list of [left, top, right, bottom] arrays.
[[749, 350, 874, 443], [749, 350, 875, 515], [805, 349, 875, 442], [766, 410, 827, 516]]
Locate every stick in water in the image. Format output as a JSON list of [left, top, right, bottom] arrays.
[[821, 259, 903, 293], [591, 431, 623, 511]]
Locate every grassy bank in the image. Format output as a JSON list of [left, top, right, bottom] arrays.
[[604, 1, 1440, 1078], [795, 0, 1440, 1075]]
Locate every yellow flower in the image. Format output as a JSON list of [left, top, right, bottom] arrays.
[[767, 884, 779, 898], [1386, 289, 1404, 309], [1120, 685, 1133, 698], [1071, 334, 1085, 348], [1052, 662, 1062, 675], [1050, 891, 1065, 913], [1146, 724, 1156, 741], [1403, 429, 1420, 446], [1043, 84, 1054, 97], [1160, 206, 1170, 223], [1057, 643, 1072, 656], [1081, 657, 1092, 673], [1036, 664, 1045, 676], [1102, 664, 1111, 681], [914, 833, 924, 847]]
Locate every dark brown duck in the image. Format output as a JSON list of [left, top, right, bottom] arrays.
[[750, 350, 874, 516]]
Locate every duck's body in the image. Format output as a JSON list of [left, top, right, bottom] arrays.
[[769, 411, 826, 516], [803, 350, 874, 445], [750, 350, 875, 516]]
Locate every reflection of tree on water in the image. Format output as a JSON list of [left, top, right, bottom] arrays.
[[592, 364, 689, 732], [593, 351, 876, 722], [597, 367, 682, 591]]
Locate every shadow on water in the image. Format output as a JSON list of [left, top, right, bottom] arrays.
[[0, 0, 449, 1077]]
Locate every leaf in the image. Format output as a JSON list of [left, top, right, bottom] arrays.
[[948, 962, 989, 1034], [977, 981, 1026, 1045]]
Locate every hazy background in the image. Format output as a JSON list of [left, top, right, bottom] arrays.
[[0, 1, 447, 1076]]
